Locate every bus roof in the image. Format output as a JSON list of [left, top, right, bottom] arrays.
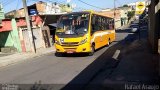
[[66, 11, 113, 19], [92, 12, 113, 19], [83, 10, 113, 18]]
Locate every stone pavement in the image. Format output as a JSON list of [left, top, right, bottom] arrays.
[[0, 46, 56, 68]]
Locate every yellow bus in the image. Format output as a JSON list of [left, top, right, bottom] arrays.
[[55, 11, 115, 56]]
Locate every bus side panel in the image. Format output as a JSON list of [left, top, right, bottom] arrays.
[[91, 32, 102, 50], [102, 32, 109, 46], [91, 31, 110, 50], [109, 30, 116, 42]]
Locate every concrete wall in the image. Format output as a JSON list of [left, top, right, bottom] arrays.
[[156, 1, 160, 54], [99, 8, 131, 29], [148, 0, 160, 54], [120, 10, 127, 18], [115, 19, 121, 29], [11, 19, 22, 52], [98, 10, 121, 19], [36, 2, 46, 14], [16, 9, 25, 18], [0, 19, 22, 52]]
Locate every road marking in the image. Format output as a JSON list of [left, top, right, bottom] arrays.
[[112, 50, 120, 60]]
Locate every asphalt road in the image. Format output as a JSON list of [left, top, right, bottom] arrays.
[[0, 31, 130, 89]]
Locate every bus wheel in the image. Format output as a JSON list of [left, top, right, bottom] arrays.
[[106, 39, 110, 46], [89, 45, 95, 56], [109, 38, 112, 44], [106, 41, 109, 46]]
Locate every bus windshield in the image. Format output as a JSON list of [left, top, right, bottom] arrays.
[[56, 13, 90, 37]]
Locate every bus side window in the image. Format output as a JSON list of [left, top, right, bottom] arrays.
[[112, 19, 115, 29], [106, 18, 109, 30], [109, 19, 114, 30], [98, 17, 101, 30], [92, 15, 96, 24], [102, 17, 105, 30], [91, 15, 96, 34]]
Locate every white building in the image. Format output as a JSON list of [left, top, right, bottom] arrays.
[[45, 3, 61, 14]]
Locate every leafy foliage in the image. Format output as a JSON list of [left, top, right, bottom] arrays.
[[5, 15, 14, 19], [127, 11, 135, 18], [123, 4, 129, 7]]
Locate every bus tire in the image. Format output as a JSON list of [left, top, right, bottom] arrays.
[[109, 38, 111, 44], [89, 44, 95, 56], [106, 38, 110, 46], [106, 40, 109, 46]]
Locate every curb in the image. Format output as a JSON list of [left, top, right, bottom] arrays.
[[0, 49, 56, 68]]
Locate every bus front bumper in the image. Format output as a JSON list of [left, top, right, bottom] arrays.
[[55, 43, 91, 53]]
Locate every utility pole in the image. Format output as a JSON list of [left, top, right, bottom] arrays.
[[114, 0, 116, 18], [114, 0, 116, 29], [22, 0, 36, 53]]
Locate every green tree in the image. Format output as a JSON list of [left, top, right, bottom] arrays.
[[127, 11, 135, 20], [67, 4, 70, 7], [5, 15, 14, 19], [123, 4, 128, 7]]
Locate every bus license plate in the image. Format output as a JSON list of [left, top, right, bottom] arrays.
[[66, 50, 75, 53]]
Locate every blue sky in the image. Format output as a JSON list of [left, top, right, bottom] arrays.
[[1, 0, 143, 13]]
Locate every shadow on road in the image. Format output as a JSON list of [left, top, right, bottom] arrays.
[[55, 45, 110, 57], [61, 29, 140, 90], [55, 53, 89, 57]]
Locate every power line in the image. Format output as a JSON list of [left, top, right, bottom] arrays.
[[73, 6, 86, 11], [77, 0, 104, 10], [13, 0, 20, 18], [116, 0, 122, 7], [3, 0, 12, 5], [1, 0, 10, 5], [16, 0, 20, 10], [2, 0, 13, 6], [45, 0, 65, 5]]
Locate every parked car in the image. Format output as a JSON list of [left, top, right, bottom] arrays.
[[129, 24, 139, 33]]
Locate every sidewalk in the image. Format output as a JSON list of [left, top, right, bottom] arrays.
[[0, 46, 56, 68]]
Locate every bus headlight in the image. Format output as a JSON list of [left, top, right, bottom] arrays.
[[55, 39, 60, 45], [79, 38, 87, 45]]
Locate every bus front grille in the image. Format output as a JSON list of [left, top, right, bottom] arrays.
[[61, 42, 79, 47]]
